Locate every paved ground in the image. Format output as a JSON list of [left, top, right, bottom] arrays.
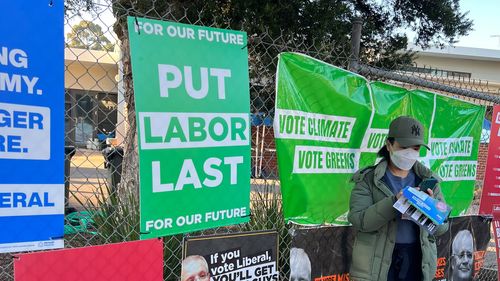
[[68, 149, 109, 209]]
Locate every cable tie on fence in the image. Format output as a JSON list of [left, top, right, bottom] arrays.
[[10, 255, 19, 260], [241, 43, 248, 50], [50, 236, 64, 240], [140, 231, 151, 235], [48, 0, 54, 7], [241, 213, 252, 218], [480, 215, 492, 222], [135, 16, 140, 35]]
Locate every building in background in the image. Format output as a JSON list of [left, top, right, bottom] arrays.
[[65, 48, 120, 148], [409, 44, 500, 93]]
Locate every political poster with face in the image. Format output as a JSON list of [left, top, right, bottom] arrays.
[[290, 226, 354, 281], [289, 216, 490, 281], [128, 17, 251, 238], [0, 0, 64, 253], [275, 52, 485, 225], [434, 216, 491, 281], [182, 231, 279, 281]]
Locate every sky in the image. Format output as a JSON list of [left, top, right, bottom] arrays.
[[64, 0, 117, 45], [453, 0, 500, 49]]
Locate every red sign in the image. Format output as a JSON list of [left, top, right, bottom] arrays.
[[479, 105, 500, 215], [14, 239, 163, 281], [492, 205, 500, 281]]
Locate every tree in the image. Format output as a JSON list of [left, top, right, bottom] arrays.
[[112, 1, 471, 65], [67, 20, 115, 51], [104, 0, 473, 197]]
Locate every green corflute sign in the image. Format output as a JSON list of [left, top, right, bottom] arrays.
[[128, 17, 250, 238], [275, 53, 485, 225]]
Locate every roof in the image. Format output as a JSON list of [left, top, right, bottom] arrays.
[[65, 47, 120, 66], [408, 44, 500, 62]]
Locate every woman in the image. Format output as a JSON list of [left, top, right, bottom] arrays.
[[348, 116, 448, 281]]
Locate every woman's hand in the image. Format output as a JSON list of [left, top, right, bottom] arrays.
[[416, 187, 434, 197], [426, 188, 434, 197], [396, 190, 403, 199]]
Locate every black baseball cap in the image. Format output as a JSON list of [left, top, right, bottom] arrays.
[[388, 116, 430, 150]]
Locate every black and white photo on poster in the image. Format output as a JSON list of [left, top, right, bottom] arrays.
[[289, 216, 491, 281], [290, 226, 354, 281], [183, 230, 279, 281]]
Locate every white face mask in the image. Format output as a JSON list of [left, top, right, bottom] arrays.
[[389, 146, 420, 171]]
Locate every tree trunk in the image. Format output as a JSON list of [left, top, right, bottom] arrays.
[[117, 30, 140, 199], [110, 1, 202, 199]]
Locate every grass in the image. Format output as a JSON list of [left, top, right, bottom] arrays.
[[244, 180, 290, 280], [71, 179, 140, 243]]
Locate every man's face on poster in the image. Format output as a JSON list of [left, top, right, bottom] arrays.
[[451, 230, 474, 281], [181, 256, 210, 281], [290, 248, 311, 281]]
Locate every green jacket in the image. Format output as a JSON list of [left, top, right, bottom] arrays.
[[347, 160, 449, 281]]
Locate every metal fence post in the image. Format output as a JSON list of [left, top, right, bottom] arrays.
[[349, 17, 363, 72]]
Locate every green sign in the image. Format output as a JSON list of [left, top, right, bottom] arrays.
[[275, 53, 485, 225], [128, 17, 250, 238]]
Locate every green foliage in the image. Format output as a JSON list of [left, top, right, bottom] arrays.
[[242, 182, 290, 280], [71, 180, 140, 243], [163, 234, 184, 280], [67, 20, 115, 51], [111, 0, 472, 66], [65, 0, 95, 15], [109, 0, 473, 113]]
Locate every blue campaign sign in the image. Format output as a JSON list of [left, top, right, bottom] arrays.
[[0, 1, 64, 252]]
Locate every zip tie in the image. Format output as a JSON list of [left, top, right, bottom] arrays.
[[135, 17, 140, 35]]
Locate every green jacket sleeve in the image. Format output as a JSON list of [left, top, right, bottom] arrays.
[[348, 180, 398, 232], [432, 184, 449, 236]]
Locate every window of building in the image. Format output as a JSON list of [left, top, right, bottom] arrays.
[[400, 65, 472, 79], [65, 89, 118, 148]]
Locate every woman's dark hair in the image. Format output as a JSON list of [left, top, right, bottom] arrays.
[[377, 137, 395, 161]]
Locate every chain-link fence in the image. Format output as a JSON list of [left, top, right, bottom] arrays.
[[1, 0, 499, 280]]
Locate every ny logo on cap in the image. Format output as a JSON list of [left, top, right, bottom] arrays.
[[411, 125, 420, 136]]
